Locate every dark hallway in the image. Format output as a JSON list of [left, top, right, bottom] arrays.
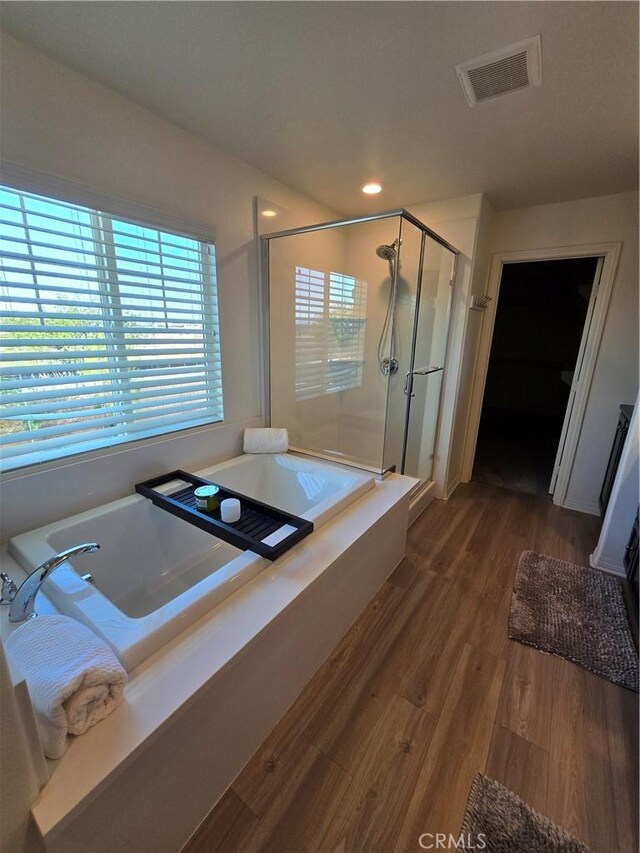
[[473, 257, 599, 495]]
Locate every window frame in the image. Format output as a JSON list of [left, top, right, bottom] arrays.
[[0, 162, 225, 477]]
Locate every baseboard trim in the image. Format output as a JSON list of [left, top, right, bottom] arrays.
[[445, 476, 461, 501], [589, 549, 626, 577], [409, 480, 437, 525]]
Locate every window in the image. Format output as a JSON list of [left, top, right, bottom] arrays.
[[0, 186, 223, 471], [295, 266, 367, 400]]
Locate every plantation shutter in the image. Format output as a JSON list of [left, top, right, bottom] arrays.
[[295, 267, 327, 400], [0, 186, 223, 471], [294, 266, 366, 400]]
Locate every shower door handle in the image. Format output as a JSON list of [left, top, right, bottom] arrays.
[[404, 366, 444, 396], [404, 367, 444, 395], [412, 366, 444, 376]]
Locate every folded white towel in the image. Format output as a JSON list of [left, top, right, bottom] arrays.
[[5, 615, 127, 759], [243, 427, 289, 454]]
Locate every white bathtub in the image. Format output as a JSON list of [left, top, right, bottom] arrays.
[[198, 452, 373, 527], [8, 453, 374, 669]]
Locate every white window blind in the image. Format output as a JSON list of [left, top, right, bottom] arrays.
[[0, 186, 223, 471], [295, 266, 367, 401]]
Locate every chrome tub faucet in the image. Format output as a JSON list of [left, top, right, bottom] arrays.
[[2, 543, 100, 622]]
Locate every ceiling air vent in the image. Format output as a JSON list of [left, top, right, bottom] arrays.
[[456, 36, 542, 106]]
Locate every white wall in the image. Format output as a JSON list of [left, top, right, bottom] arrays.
[[458, 196, 496, 483], [5, 29, 634, 525], [482, 192, 639, 512], [0, 32, 336, 540], [0, 29, 495, 519]]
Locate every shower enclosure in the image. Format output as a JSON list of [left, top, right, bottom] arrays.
[[261, 209, 458, 483]]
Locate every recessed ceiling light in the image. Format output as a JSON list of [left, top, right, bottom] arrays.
[[361, 183, 382, 195], [261, 209, 278, 217]]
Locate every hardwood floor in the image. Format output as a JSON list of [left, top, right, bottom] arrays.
[[183, 482, 638, 853]]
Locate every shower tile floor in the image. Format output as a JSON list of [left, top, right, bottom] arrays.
[[183, 482, 637, 853]]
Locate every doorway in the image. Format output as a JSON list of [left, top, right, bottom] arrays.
[[473, 257, 600, 496]]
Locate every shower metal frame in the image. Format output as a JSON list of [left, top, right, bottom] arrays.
[[260, 208, 460, 477]]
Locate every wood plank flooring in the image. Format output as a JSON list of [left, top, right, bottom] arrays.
[[183, 482, 638, 853]]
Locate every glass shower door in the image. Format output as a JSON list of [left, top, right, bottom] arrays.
[[380, 218, 424, 474], [263, 208, 458, 482], [401, 236, 456, 480], [267, 216, 403, 473]]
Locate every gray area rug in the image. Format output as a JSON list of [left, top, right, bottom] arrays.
[[509, 550, 638, 692], [461, 774, 590, 853]]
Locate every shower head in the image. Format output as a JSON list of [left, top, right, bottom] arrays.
[[376, 243, 397, 261]]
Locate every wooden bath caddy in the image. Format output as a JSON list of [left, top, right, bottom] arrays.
[[135, 470, 313, 560]]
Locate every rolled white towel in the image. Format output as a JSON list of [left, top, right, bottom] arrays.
[[5, 615, 127, 759], [243, 427, 289, 454]]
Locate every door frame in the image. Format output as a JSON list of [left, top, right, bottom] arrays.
[[548, 256, 604, 495], [461, 241, 622, 508]]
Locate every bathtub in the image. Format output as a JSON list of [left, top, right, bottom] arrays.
[[8, 453, 374, 669], [197, 452, 373, 527]]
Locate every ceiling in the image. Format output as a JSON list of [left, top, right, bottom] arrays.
[[1, 2, 638, 215]]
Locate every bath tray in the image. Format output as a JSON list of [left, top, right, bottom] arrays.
[[135, 470, 313, 561]]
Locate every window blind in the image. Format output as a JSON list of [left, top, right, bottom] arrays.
[[295, 266, 367, 401], [0, 186, 223, 471]]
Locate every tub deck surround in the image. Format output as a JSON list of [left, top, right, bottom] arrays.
[[8, 453, 375, 671], [1, 473, 416, 851]]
